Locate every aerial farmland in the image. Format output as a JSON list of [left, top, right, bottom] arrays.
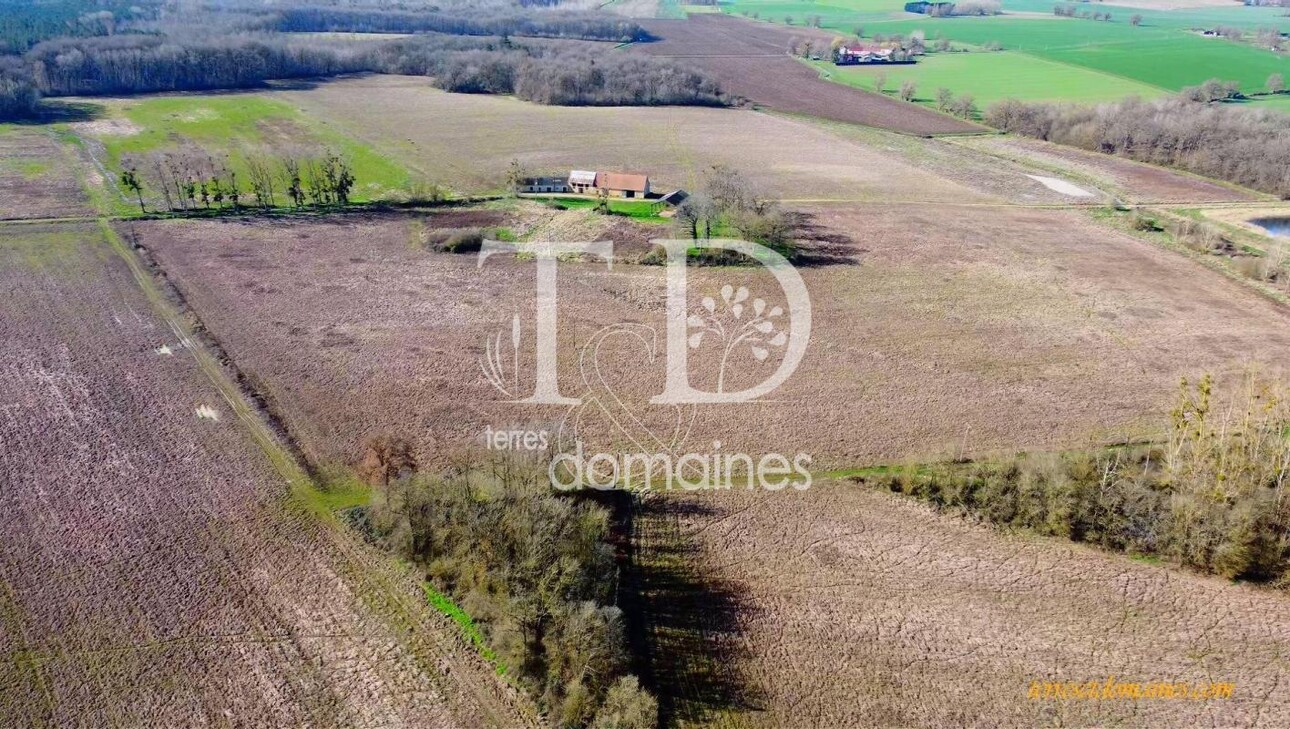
[[3, 0, 1290, 727]]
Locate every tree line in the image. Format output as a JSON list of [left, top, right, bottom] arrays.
[[121, 145, 357, 214], [1, 29, 722, 119], [366, 36, 725, 106], [268, 5, 648, 43], [0, 56, 37, 118], [863, 374, 1290, 583], [358, 459, 657, 729], [984, 94, 1290, 198], [26, 34, 369, 97]]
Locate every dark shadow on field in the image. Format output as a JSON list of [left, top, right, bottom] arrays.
[[621, 495, 765, 728], [10, 100, 105, 125], [790, 211, 866, 267]]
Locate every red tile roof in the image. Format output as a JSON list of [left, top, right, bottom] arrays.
[[596, 172, 650, 193]]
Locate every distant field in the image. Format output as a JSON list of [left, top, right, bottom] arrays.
[[716, 0, 1290, 105], [816, 50, 1166, 108], [66, 94, 412, 212], [270, 75, 988, 200], [0, 127, 93, 219], [1244, 93, 1290, 112]]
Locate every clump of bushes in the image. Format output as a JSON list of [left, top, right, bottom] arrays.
[[668, 165, 798, 263], [860, 374, 1290, 582], [424, 227, 486, 253], [360, 463, 656, 728]]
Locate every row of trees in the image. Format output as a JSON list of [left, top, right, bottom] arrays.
[[0, 30, 724, 119], [983, 94, 1290, 197], [269, 6, 649, 43], [26, 34, 369, 97], [122, 146, 357, 213], [1053, 4, 1115, 20], [865, 374, 1290, 583], [368, 38, 725, 106], [0, 57, 38, 119], [362, 462, 656, 729]]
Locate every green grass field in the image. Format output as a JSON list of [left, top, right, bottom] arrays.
[[721, 0, 1290, 106], [815, 50, 1166, 107], [74, 95, 411, 212], [538, 196, 669, 222]]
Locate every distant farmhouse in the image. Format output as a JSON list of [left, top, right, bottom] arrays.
[[834, 43, 914, 65], [517, 170, 688, 209], [905, 0, 954, 13]]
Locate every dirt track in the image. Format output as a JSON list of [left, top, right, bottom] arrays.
[[633, 15, 981, 136]]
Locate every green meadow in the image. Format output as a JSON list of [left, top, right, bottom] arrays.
[[76, 94, 411, 209], [722, 0, 1290, 106], [815, 49, 1165, 106]]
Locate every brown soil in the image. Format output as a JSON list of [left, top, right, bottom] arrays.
[[272, 76, 992, 203], [633, 15, 982, 136], [0, 221, 533, 727], [636, 482, 1290, 726], [955, 135, 1261, 204], [129, 202, 1290, 474], [0, 129, 94, 220]]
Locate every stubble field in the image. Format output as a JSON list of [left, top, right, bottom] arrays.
[[270, 75, 989, 199], [638, 481, 1290, 726], [0, 221, 532, 727], [128, 195, 1290, 472]]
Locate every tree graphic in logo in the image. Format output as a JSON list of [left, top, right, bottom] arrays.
[[481, 314, 523, 399], [687, 284, 787, 393]]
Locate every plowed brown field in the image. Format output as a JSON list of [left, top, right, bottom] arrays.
[[0, 128, 94, 220], [633, 15, 982, 136], [638, 483, 1290, 726], [129, 200, 1290, 471], [0, 221, 533, 727]]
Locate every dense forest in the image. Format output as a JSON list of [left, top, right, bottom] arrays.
[[269, 6, 647, 42], [985, 95, 1290, 198]]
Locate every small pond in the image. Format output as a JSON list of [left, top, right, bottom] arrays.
[[1252, 217, 1290, 238]]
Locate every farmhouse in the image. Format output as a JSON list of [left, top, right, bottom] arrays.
[[905, 0, 954, 13], [516, 176, 571, 194], [834, 43, 912, 65], [835, 44, 895, 65], [568, 170, 599, 194], [567, 170, 653, 198]]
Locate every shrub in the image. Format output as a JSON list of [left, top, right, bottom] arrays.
[[1129, 211, 1160, 232], [424, 227, 485, 253], [365, 462, 654, 727]]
